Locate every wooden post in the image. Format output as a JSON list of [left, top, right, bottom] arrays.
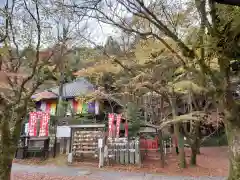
[[98, 138, 104, 168], [66, 138, 70, 154], [63, 137, 68, 154], [129, 140, 135, 164], [120, 143, 125, 164], [99, 147, 104, 168], [135, 138, 140, 165], [67, 152, 73, 164], [164, 141, 167, 155], [69, 128, 73, 154], [114, 142, 117, 162], [125, 140, 129, 164], [116, 142, 120, 163]]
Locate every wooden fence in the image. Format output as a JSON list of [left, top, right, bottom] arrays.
[[105, 138, 140, 165]]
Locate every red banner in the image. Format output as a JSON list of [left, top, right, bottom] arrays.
[[28, 111, 50, 137], [39, 113, 50, 137], [28, 112, 37, 136], [108, 113, 114, 138], [116, 114, 121, 138]]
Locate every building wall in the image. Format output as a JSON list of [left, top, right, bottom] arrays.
[[37, 98, 100, 116]]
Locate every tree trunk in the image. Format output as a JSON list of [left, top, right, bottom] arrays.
[[174, 123, 186, 168], [190, 121, 201, 166], [196, 144, 201, 154], [225, 121, 240, 180], [0, 151, 14, 180], [178, 130, 186, 168], [190, 141, 197, 166], [170, 96, 186, 168], [0, 114, 23, 180], [158, 130, 165, 168], [218, 62, 240, 180], [0, 120, 17, 180], [196, 123, 201, 155]]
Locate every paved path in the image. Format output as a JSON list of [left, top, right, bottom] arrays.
[[12, 163, 226, 180]]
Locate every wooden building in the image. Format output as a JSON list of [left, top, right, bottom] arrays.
[[19, 78, 122, 159]]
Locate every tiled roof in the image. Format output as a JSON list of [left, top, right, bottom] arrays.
[[32, 78, 95, 100], [50, 78, 94, 97], [31, 91, 58, 101]]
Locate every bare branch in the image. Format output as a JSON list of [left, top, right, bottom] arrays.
[[18, 0, 42, 102], [0, 0, 9, 43]]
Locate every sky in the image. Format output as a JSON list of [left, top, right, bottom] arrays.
[[0, 0, 117, 49], [84, 20, 116, 46], [0, 0, 193, 48]]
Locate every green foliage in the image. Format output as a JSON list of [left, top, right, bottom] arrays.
[[124, 102, 144, 137]]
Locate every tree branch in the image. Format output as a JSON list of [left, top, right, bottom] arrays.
[[134, 0, 195, 58], [0, 0, 9, 43], [18, 0, 42, 103]]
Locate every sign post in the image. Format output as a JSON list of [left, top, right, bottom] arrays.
[[98, 138, 104, 168]]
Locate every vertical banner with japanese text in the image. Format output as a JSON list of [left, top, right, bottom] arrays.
[[108, 113, 114, 138], [39, 113, 50, 137], [28, 112, 37, 136], [116, 114, 121, 138]]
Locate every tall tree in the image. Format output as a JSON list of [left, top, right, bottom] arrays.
[[75, 36, 208, 168], [68, 0, 240, 176], [0, 0, 88, 179], [70, 0, 240, 178]]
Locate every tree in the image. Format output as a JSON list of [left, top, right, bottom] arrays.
[[0, 1, 54, 179], [0, 0, 88, 179], [69, 0, 240, 178], [75, 35, 205, 168]]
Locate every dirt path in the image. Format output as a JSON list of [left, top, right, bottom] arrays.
[[12, 163, 226, 180]]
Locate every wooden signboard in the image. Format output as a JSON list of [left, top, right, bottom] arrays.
[[72, 128, 104, 158]]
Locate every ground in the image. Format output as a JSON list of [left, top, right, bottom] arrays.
[[12, 172, 91, 180], [13, 147, 228, 179]]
